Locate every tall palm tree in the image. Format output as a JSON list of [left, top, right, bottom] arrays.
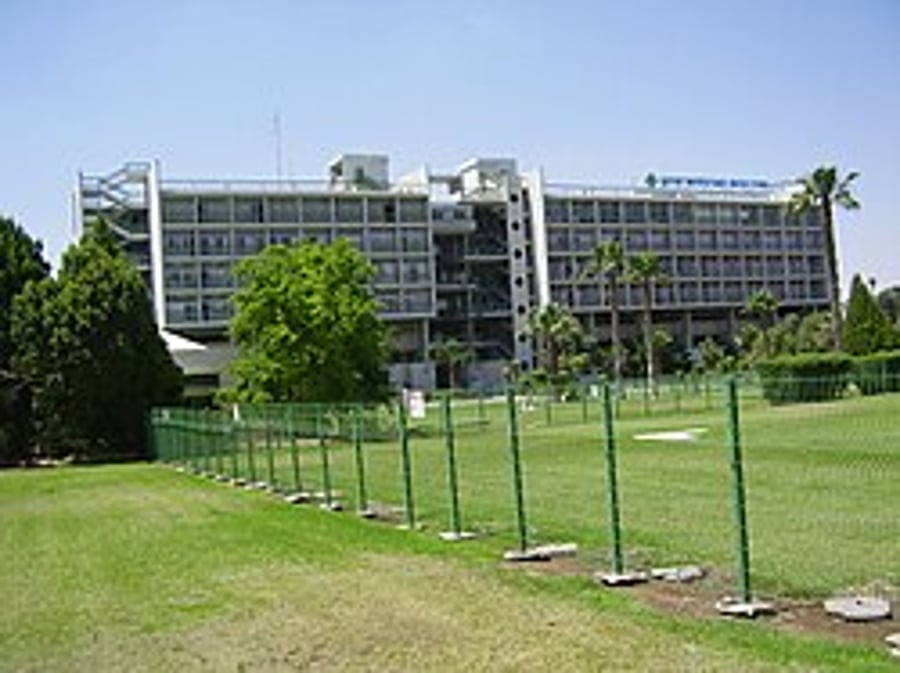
[[788, 166, 860, 350], [527, 303, 582, 378], [429, 338, 474, 391], [580, 241, 626, 391], [627, 252, 666, 391]]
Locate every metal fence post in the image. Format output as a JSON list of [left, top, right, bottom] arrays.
[[602, 381, 625, 574], [317, 404, 334, 508], [352, 404, 369, 514], [726, 377, 752, 604], [506, 386, 529, 552], [443, 393, 463, 536], [397, 397, 416, 528]]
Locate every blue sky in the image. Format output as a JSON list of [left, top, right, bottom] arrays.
[[1, 0, 898, 292]]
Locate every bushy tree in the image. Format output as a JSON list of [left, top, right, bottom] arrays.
[[430, 338, 474, 391], [527, 303, 583, 378], [843, 274, 897, 355], [230, 239, 390, 403], [11, 228, 182, 461], [580, 241, 626, 390], [0, 216, 49, 368], [876, 286, 900, 328]]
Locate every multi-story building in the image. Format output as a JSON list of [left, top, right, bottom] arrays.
[[75, 155, 829, 393]]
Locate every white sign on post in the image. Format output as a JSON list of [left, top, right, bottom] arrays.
[[408, 390, 426, 420]]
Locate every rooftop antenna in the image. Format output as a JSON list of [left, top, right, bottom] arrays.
[[273, 109, 283, 178]]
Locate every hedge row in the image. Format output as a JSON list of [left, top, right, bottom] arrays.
[[756, 351, 900, 404]]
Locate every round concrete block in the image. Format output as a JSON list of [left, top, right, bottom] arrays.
[[823, 596, 892, 622]]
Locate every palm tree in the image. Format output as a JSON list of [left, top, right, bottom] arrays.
[[527, 303, 582, 378], [580, 241, 626, 391], [788, 166, 860, 350], [744, 289, 779, 331], [429, 338, 474, 391], [627, 252, 667, 391]]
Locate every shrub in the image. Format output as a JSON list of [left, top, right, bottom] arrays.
[[853, 350, 900, 395], [756, 353, 854, 404]]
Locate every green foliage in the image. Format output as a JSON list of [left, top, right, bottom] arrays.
[[852, 350, 900, 395], [429, 339, 474, 390], [0, 216, 49, 367], [756, 353, 854, 404], [876, 285, 900, 327], [788, 166, 861, 350], [10, 235, 182, 461], [843, 274, 897, 355], [527, 303, 583, 378], [229, 239, 390, 404]]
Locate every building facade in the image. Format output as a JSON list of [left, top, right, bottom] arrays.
[[75, 155, 829, 391]]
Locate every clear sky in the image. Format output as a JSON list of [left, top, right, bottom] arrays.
[[1, 0, 898, 293]]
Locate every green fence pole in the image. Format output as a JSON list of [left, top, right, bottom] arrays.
[[443, 393, 463, 536], [247, 420, 258, 484], [544, 391, 552, 426], [288, 405, 302, 492], [317, 404, 334, 508], [397, 397, 416, 528], [229, 416, 239, 481], [581, 383, 589, 423], [352, 404, 369, 514], [477, 388, 486, 425], [602, 381, 625, 574], [214, 411, 225, 477], [265, 411, 276, 489], [725, 377, 752, 604], [506, 386, 529, 553]]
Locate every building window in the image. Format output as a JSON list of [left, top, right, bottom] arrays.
[[572, 228, 596, 250], [164, 231, 195, 256], [549, 258, 572, 282], [201, 262, 232, 289], [198, 197, 231, 223], [234, 230, 266, 255], [375, 290, 402, 314], [201, 296, 232, 322], [724, 281, 743, 302], [625, 230, 647, 251], [675, 230, 695, 250], [810, 280, 826, 299], [166, 298, 198, 324], [577, 285, 600, 307], [404, 290, 432, 313], [697, 230, 717, 250], [269, 228, 299, 246], [334, 227, 363, 249], [402, 259, 429, 284], [745, 256, 764, 277], [548, 229, 570, 252], [721, 231, 739, 251], [301, 197, 332, 223], [267, 197, 299, 223], [164, 263, 198, 289], [545, 199, 569, 224], [722, 256, 742, 276], [766, 256, 785, 276], [702, 282, 721, 303], [374, 260, 399, 284], [808, 255, 825, 274], [234, 197, 264, 223], [678, 282, 698, 303], [676, 256, 698, 277], [741, 230, 761, 251], [334, 198, 364, 223], [788, 256, 805, 275], [717, 205, 738, 226], [762, 206, 782, 227], [198, 230, 231, 256], [369, 229, 396, 253], [763, 230, 782, 250], [368, 198, 397, 223], [805, 230, 824, 250], [162, 197, 196, 223], [673, 203, 692, 224], [572, 200, 596, 224], [649, 202, 670, 224], [694, 204, 716, 225], [598, 200, 621, 223], [786, 231, 804, 250], [650, 230, 670, 250], [400, 228, 428, 253], [701, 256, 720, 276], [739, 204, 760, 226], [624, 201, 646, 223], [399, 199, 428, 223]]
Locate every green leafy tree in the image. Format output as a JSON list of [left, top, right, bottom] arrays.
[[527, 303, 583, 379], [430, 338, 474, 391], [843, 274, 897, 355], [11, 231, 182, 461], [742, 289, 780, 358], [580, 241, 626, 391], [627, 252, 667, 391], [230, 239, 390, 403], [0, 216, 49, 368], [876, 286, 900, 328], [788, 166, 861, 350], [794, 311, 833, 353]]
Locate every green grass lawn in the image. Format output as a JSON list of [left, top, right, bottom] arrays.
[[1, 464, 895, 672], [206, 389, 900, 600]]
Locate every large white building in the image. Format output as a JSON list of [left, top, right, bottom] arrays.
[[75, 155, 829, 393]]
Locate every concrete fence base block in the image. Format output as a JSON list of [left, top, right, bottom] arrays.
[[283, 492, 312, 504], [887, 633, 900, 658], [595, 571, 650, 587], [312, 490, 344, 501], [715, 597, 776, 618], [357, 508, 377, 519], [650, 565, 705, 583], [319, 501, 343, 512], [529, 543, 578, 558], [215, 475, 230, 483], [230, 478, 246, 487], [247, 481, 269, 491], [503, 549, 552, 562], [439, 531, 477, 542], [823, 596, 892, 622]]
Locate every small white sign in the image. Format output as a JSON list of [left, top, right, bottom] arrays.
[[408, 390, 426, 419]]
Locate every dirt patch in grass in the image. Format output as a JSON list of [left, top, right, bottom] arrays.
[[502, 558, 897, 648]]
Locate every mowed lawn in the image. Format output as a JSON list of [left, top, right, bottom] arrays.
[[236, 389, 899, 598], [1, 463, 894, 672]]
